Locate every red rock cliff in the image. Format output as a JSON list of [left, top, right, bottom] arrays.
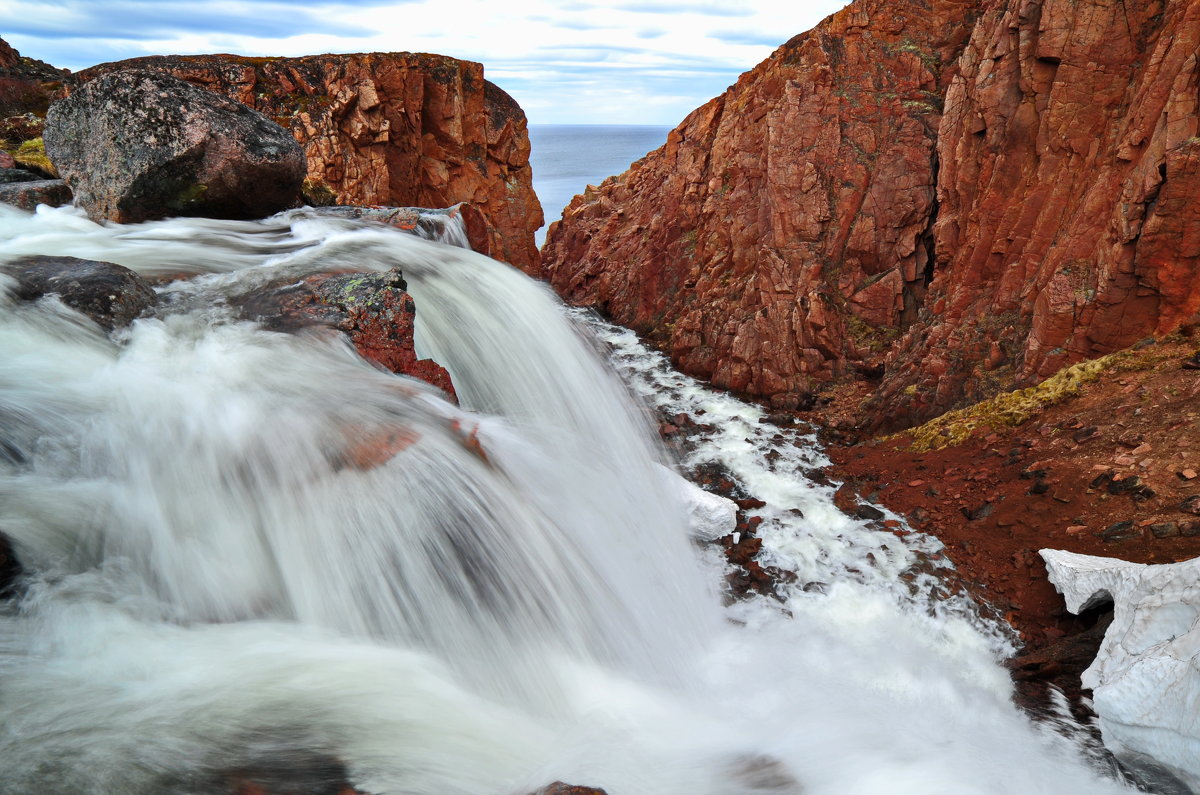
[[872, 0, 1200, 427], [79, 53, 542, 268], [539, 0, 980, 408], [541, 0, 1200, 426]]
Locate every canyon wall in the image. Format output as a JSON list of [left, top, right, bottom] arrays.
[[540, 0, 1200, 427], [874, 0, 1200, 425], [77, 52, 542, 268]]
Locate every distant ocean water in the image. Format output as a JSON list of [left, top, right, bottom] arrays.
[[529, 124, 672, 247]]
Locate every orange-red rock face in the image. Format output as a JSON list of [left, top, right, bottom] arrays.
[[539, 0, 980, 408], [541, 0, 1200, 426], [875, 0, 1200, 427], [79, 53, 542, 268]]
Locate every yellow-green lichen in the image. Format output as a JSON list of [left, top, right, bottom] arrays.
[[903, 354, 1119, 452]]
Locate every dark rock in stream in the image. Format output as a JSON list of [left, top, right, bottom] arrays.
[[44, 70, 305, 223], [0, 533, 21, 598], [1, 254, 156, 330]]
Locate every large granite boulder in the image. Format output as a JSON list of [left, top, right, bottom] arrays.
[[43, 70, 305, 223]]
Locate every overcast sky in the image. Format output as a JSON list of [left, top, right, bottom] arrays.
[[3, 0, 849, 125]]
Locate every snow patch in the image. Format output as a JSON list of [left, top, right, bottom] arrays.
[[1041, 549, 1200, 792]]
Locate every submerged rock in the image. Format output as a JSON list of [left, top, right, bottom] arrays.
[[1, 254, 156, 330], [44, 70, 305, 223]]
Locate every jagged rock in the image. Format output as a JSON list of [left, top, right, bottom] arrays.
[[44, 70, 306, 223], [0, 254, 156, 330], [0, 37, 68, 139], [870, 0, 1200, 428], [1041, 549, 1200, 792], [0, 178, 69, 210], [78, 52, 541, 268], [541, 0, 1200, 429], [539, 0, 979, 408]]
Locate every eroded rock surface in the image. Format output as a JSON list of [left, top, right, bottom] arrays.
[[539, 0, 980, 410], [874, 0, 1200, 428], [79, 52, 541, 267], [45, 70, 306, 223], [541, 0, 1200, 429]]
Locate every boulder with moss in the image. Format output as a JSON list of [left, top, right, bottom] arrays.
[[43, 70, 305, 223]]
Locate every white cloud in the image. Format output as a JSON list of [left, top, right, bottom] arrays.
[[3, 0, 849, 124]]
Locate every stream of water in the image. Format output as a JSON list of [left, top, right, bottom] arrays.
[[0, 204, 1134, 794]]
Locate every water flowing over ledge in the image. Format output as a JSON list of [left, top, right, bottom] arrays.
[[0, 204, 1133, 794]]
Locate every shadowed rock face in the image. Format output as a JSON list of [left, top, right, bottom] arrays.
[[540, 0, 1200, 428], [45, 70, 307, 223], [78, 52, 542, 268]]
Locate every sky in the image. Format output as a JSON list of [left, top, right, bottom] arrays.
[[2, 0, 849, 125]]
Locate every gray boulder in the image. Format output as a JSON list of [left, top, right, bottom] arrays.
[[43, 70, 305, 223]]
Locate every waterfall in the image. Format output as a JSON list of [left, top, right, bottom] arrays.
[[0, 204, 1134, 794]]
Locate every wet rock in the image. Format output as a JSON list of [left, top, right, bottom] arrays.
[[1, 254, 156, 330], [0, 532, 20, 597], [854, 504, 886, 521], [235, 269, 455, 397], [0, 178, 70, 210], [531, 784, 608, 795], [44, 70, 306, 223]]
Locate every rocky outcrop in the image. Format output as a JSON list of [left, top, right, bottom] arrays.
[[539, 0, 981, 409], [45, 71, 306, 223], [0, 37, 67, 148], [78, 52, 541, 267], [873, 0, 1200, 427], [0, 38, 64, 114], [542, 0, 1200, 428], [0, 255, 156, 330]]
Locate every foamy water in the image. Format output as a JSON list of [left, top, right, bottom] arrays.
[[0, 203, 1132, 794]]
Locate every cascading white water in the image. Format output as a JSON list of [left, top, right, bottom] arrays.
[[0, 203, 1137, 794]]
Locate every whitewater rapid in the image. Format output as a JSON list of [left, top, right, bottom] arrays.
[[0, 203, 1134, 794]]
